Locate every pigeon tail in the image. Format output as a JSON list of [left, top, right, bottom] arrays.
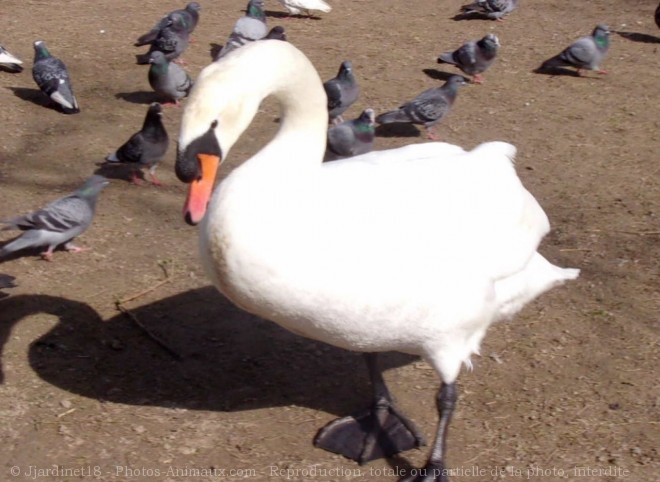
[[376, 110, 409, 125]]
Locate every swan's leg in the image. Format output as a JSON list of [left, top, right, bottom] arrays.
[[314, 353, 426, 464], [400, 382, 457, 482]]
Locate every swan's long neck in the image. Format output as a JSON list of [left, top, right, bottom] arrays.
[[180, 41, 329, 172]]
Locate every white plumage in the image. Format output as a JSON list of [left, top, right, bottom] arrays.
[[177, 40, 579, 475], [277, 0, 331, 16]]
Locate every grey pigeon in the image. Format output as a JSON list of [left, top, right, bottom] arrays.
[[655, 3, 660, 30], [265, 26, 287, 41], [104, 103, 169, 186], [148, 51, 193, 105], [323, 60, 359, 124], [538, 24, 610, 75], [437, 33, 500, 84], [324, 109, 376, 162], [0, 45, 23, 72], [216, 0, 268, 60], [136, 12, 190, 65], [135, 2, 201, 46], [376, 75, 467, 140], [31, 40, 79, 114], [0, 176, 108, 261], [458, 0, 518, 20]]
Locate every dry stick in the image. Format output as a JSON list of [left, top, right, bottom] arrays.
[[115, 262, 182, 361]]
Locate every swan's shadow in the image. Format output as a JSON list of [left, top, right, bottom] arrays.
[[1, 290, 415, 416]]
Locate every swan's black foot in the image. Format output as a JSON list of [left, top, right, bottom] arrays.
[[314, 399, 426, 464], [400, 462, 448, 482]]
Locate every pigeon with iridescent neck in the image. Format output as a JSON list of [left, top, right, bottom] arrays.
[[31, 40, 79, 114], [376, 76, 467, 140], [537, 24, 610, 76], [458, 0, 518, 20], [135, 11, 190, 65], [216, 0, 268, 59], [0, 176, 108, 261], [325, 109, 376, 162], [324, 60, 359, 125], [104, 103, 169, 185], [437, 34, 500, 84], [148, 51, 193, 106], [135, 2, 201, 46]]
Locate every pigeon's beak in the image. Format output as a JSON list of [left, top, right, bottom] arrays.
[[183, 153, 220, 226]]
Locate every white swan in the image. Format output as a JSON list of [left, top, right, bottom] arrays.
[[175, 40, 579, 481]]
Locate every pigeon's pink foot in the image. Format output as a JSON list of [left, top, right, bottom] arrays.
[[40, 250, 54, 262], [64, 243, 89, 254], [472, 74, 484, 84], [426, 129, 440, 141], [162, 100, 180, 108], [174, 58, 188, 66], [130, 172, 146, 186], [597, 69, 608, 75], [150, 176, 163, 187]]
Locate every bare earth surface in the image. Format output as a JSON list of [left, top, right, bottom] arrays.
[[1, 1, 658, 481]]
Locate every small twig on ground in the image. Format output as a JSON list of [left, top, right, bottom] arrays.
[[114, 261, 181, 361], [116, 304, 182, 361]]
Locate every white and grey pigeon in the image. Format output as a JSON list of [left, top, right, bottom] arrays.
[[135, 2, 201, 46], [277, 0, 331, 17], [216, 0, 268, 60], [323, 60, 359, 124], [324, 108, 376, 162], [31, 40, 79, 114], [437, 33, 500, 84], [538, 24, 611, 75], [376, 75, 467, 140], [147, 51, 193, 106], [458, 0, 518, 20], [136, 12, 190, 65], [0, 45, 23, 72], [104, 103, 169, 186], [0, 176, 108, 261]]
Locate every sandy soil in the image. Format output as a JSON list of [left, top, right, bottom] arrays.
[[1, 0, 658, 481]]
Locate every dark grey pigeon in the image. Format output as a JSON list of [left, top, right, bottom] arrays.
[[104, 103, 169, 186], [0, 176, 108, 261], [538, 24, 610, 75], [458, 0, 518, 20], [135, 2, 201, 46], [136, 11, 190, 65], [216, 0, 268, 59], [323, 60, 360, 124], [148, 51, 193, 105], [0, 45, 23, 72], [376, 76, 467, 140], [324, 109, 376, 162], [31, 40, 79, 114], [437, 33, 500, 84], [265, 26, 287, 41]]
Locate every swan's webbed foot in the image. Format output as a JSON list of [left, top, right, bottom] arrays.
[[314, 353, 426, 464], [314, 396, 426, 464]]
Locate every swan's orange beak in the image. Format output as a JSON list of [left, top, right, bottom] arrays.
[[183, 154, 220, 226]]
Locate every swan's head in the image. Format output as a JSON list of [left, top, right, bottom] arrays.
[[175, 55, 264, 226], [176, 120, 222, 226]]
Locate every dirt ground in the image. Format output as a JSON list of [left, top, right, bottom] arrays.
[[0, 0, 658, 481]]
